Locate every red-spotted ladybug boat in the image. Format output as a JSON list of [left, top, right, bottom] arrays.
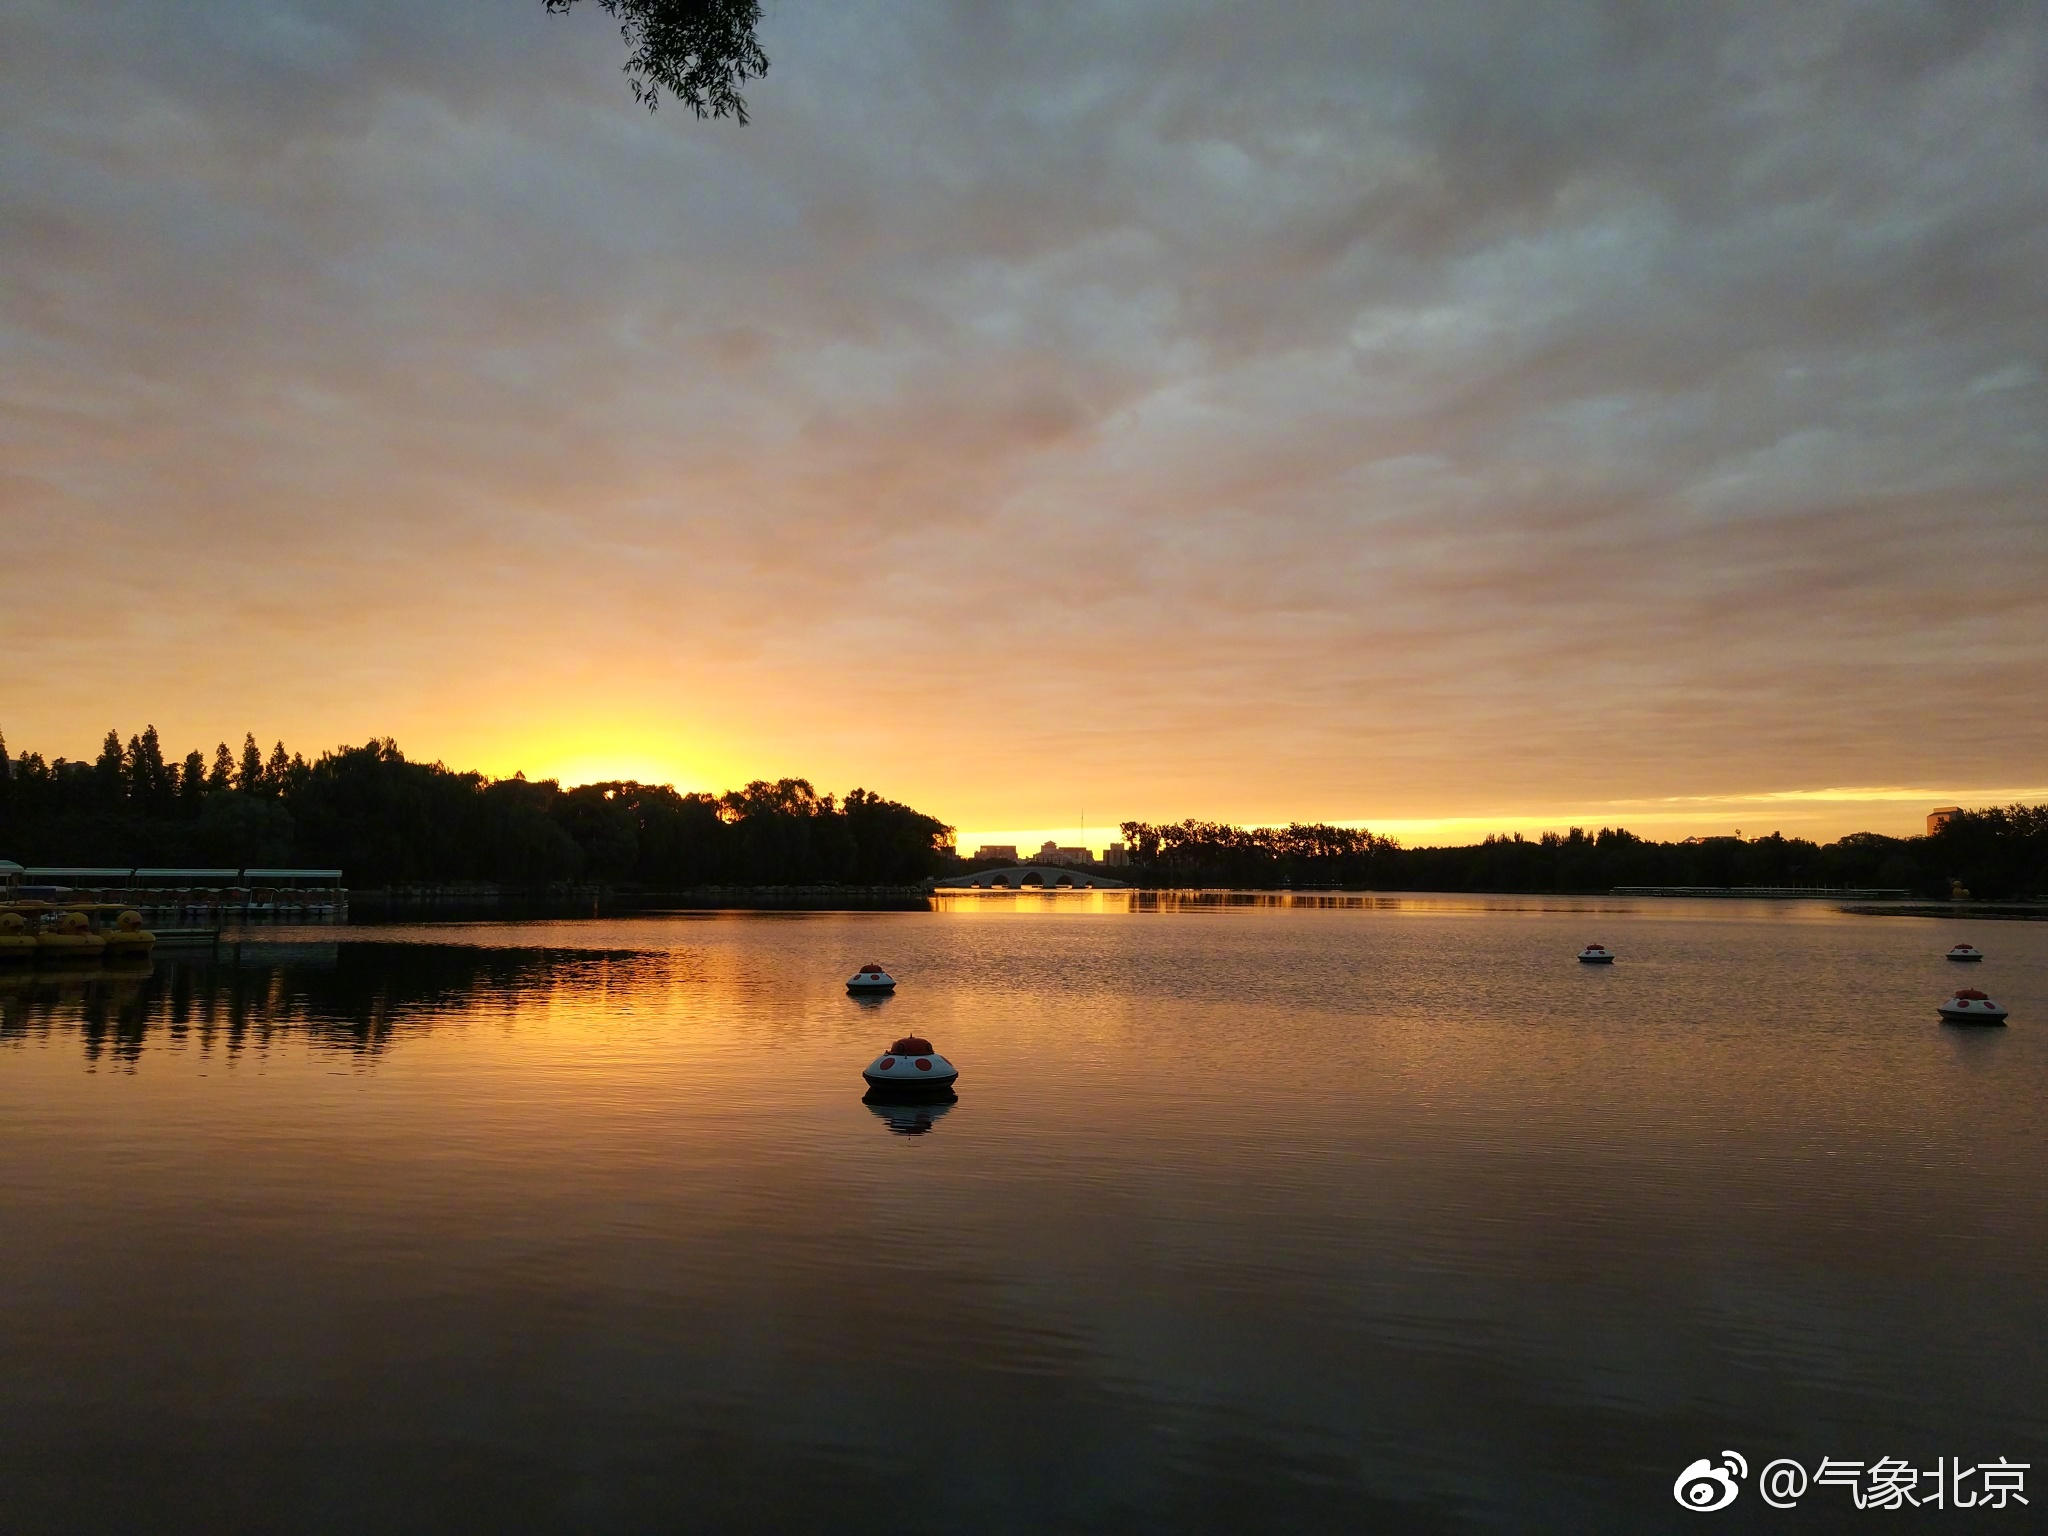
[[862, 1035, 960, 1097], [1938, 988, 2007, 1025], [846, 961, 896, 994]]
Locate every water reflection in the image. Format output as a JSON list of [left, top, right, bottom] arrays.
[[931, 888, 1656, 915], [862, 1093, 957, 1135], [2, 908, 2045, 1534], [0, 943, 661, 1066], [0, 962, 161, 1066]]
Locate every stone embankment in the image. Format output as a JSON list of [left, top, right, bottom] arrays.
[[1840, 902, 2048, 921]]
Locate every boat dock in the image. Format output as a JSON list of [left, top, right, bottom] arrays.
[[3, 866, 347, 922]]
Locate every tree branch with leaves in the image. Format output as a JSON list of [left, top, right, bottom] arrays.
[[545, 0, 768, 121]]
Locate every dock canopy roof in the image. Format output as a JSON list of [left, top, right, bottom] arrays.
[[19, 866, 345, 884]]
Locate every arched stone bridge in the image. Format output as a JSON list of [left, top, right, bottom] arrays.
[[933, 865, 1127, 890]]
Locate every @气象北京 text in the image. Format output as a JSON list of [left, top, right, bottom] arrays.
[[1674, 1452, 2028, 1512]]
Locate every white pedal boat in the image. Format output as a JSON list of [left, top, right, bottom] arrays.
[[846, 962, 896, 994], [861, 1035, 960, 1095], [1938, 988, 2007, 1024]]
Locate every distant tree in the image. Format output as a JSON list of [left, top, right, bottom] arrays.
[[209, 742, 235, 794], [544, 0, 768, 121], [266, 741, 292, 793], [477, 777, 585, 883], [129, 725, 175, 815], [555, 783, 644, 881], [1929, 805, 2048, 899], [840, 787, 955, 883], [198, 791, 295, 868], [94, 729, 126, 808], [178, 750, 207, 814], [238, 734, 265, 794]]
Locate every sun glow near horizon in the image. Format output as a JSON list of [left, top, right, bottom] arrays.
[[8, 704, 2035, 847], [443, 739, 2048, 846], [512, 752, 711, 792], [957, 784, 2048, 855], [466, 722, 741, 799], [5, 1, 2043, 880]]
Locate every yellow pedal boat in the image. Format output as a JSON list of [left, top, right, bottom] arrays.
[[37, 908, 107, 958], [101, 909, 157, 957], [0, 910, 37, 960], [2, 901, 156, 961]]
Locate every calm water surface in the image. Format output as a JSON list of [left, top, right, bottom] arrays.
[[2, 895, 2044, 1534]]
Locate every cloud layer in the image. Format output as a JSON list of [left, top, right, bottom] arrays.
[[3, 0, 2043, 836]]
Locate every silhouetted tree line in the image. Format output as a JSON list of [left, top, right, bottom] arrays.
[[1119, 820, 1404, 888], [0, 728, 954, 888], [1117, 812, 2048, 900]]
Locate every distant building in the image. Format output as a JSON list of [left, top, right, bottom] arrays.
[[972, 839, 1129, 866], [1037, 841, 1095, 865], [1927, 806, 1962, 836]]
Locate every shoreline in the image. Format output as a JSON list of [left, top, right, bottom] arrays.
[[1838, 902, 2048, 921]]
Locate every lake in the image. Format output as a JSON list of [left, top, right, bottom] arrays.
[[2, 894, 2043, 1533]]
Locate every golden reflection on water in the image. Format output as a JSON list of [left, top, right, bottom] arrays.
[[1, 902, 2045, 1531], [2, 904, 2038, 1179]]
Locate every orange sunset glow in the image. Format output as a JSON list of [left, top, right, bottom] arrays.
[[6, 9, 2048, 1531], [3, 2, 2042, 845]]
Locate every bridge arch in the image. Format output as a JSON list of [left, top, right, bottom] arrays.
[[933, 865, 1128, 891]]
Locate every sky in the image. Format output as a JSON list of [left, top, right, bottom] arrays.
[[2, 0, 2044, 847]]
